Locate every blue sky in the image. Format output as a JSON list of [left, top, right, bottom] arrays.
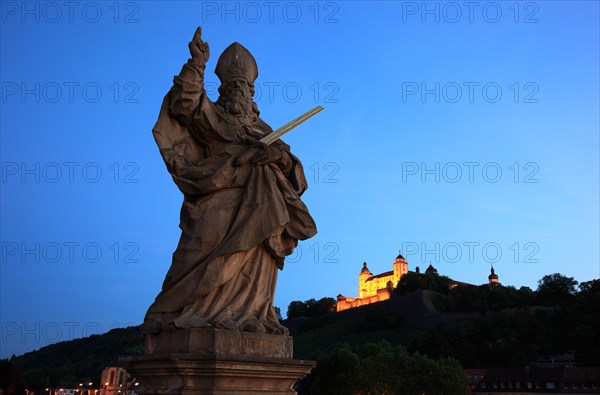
[[1, 1, 598, 358]]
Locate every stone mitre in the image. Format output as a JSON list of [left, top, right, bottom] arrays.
[[215, 42, 258, 83]]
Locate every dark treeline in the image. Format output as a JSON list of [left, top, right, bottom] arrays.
[[8, 327, 143, 390], [304, 341, 468, 395], [287, 297, 337, 319], [289, 274, 600, 370], [7, 273, 599, 392], [407, 274, 600, 368]]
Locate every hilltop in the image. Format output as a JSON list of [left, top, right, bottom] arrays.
[[7, 275, 600, 389], [289, 277, 600, 368], [8, 326, 143, 389]]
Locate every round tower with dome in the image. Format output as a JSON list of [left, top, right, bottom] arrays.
[[488, 265, 499, 287]]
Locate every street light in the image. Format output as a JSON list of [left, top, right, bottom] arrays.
[[75, 381, 94, 395]]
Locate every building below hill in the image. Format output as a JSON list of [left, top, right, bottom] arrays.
[[473, 366, 600, 394], [336, 252, 499, 312], [465, 369, 489, 394], [532, 353, 577, 368], [33, 367, 139, 395], [99, 367, 137, 395]]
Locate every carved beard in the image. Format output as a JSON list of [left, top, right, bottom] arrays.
[[220, 89, 253, 117]]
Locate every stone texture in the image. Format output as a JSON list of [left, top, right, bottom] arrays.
[[121, 354, 314, 395], [122, 329, 313, 395], [145, 327, 293, 359], [123, 27, 317, 394], [143, 26, 317, 334]]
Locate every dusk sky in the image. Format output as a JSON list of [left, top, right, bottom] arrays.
[[1, 1, 598, 358]]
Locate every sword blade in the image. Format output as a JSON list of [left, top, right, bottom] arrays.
[[260, 105, 324, 146]]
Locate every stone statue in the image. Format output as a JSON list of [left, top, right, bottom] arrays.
[[142, 27, 317, 336]]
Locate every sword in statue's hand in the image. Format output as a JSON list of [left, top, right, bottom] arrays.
[[235, 106, 324, 165], [259, 105, 323, 145]]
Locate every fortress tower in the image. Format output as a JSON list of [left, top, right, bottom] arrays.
[[393, 253, 408, 287], [358, 262, 372, 298]]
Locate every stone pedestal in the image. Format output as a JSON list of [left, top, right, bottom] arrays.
[[120, 328, 315, 395]]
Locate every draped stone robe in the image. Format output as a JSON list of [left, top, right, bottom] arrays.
[[144, 60, 317, 333]]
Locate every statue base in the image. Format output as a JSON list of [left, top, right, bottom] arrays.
[[120, 328, 315, 395]]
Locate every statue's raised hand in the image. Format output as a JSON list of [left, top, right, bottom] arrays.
[[189, 27, 210, 63]]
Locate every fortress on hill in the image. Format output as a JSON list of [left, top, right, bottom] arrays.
[[336, 253, 499, 312]]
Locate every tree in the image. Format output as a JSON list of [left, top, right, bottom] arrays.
[[312, 297, 337, 316], [450, 284, 487, 314], [304, 298, 318, 316], [309, 343, 360, 395], [537, 273, 578, 304], [287, 297, 337, 319], [396, 271, 422, 294], [12, 326, 143, 390], [422, 274, 453, 295], [516, 286, 535, 306], [273, 306, 283, 321], [574, 279, 600, 365], [287, 301, 307, 319], [308, 341, 468, 395], [578, 279, 600, 297]]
